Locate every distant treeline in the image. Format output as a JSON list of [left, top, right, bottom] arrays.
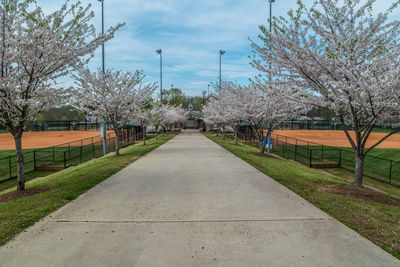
[[160, 88, 207, 111], [36, 106, 85, 122], [34, 94, 334, 123]]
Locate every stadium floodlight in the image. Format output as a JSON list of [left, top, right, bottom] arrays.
[[219, 50, 225, 90], [97, 0, 107, 155], [156, 49, 163, 105], [268, 0, 276, 81]]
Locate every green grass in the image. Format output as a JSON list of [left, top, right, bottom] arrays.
[[0, 136, 148, 184], [268, 140, 400, 187], [0, 134, 175, 246], [205, 133, 400, 260]]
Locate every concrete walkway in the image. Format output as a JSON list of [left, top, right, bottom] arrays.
[[1, 130, 399, 266]]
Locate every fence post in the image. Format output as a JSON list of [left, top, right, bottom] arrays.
[[52, 146, 55, 163], [68, 143, 71, 157], [9, 157, 12, 178], [294, 139, 297, 161], [338, 149, 342, 167], [283, 139, 285, 158], [271, 136, 274, 152], [63, 151, 67, 168], [33, 151, 37, 171], [309, 149, 312, 167], [389, 160, 392, 184]]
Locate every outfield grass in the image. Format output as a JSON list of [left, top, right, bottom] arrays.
[[0, 146, 105, 183], [267, 139, 400, 187], [0, 135, 150, 184], [0, 133, 175, 246], [205, 133, 400, 260]]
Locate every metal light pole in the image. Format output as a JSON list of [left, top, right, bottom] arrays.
[[208, 83, 210, 97], [98, 0, 107, 155], [99, 0, 105, 73], [156, 49, 163, 105], [267, 0, 275, 153], [219, 50, 225, 90], [268, 0, 275, 82]]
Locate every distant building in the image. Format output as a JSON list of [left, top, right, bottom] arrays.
[[184, 103, 204, 129]]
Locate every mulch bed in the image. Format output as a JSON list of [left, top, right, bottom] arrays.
[[316, 184, 400, 207], [0, 187, 50, 203]]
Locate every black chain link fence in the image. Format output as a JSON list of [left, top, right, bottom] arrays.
[[0, 126, 143, 183], [237, 126, 400, 187], [278, 120, 397, 132]]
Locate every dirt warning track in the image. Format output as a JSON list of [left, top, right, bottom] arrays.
[[0, 131, 115, 151], [273, 130, 400, 149]]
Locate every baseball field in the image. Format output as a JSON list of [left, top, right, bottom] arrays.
[[0, 131, 116, 151], [0, 130, 120, 186], [274, 130, 400, 149]]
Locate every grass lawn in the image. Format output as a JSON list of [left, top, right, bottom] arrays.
[[0, 133, 175, 246], [205, 133, 400, 260], [264, 139, 400, 187], [0, 136, 151, 184]]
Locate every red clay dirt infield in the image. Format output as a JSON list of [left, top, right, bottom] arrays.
[[273, 130, 400, 149], [0, 131, 116, 151]]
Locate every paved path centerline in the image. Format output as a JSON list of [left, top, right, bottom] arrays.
[[1, 130, 399, 267]]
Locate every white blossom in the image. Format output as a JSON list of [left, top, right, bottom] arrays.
[[0, 0, 123, 190], [73, 68, 155, 155], [251, 0, 400, 185]]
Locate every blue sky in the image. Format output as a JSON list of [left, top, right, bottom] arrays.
[[37, 0, 399, 96]]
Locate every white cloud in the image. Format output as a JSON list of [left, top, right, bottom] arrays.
[[37, 0, 400, 95]]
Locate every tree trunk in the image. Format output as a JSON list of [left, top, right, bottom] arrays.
[[354, 153, 364, 187], [259, 131, 266, 153], [340, 116, 365, 187], [222, 126, 225, 140], [143, 127, 146, 145], [115, 129, 120, 156], [259, 141, 265, 153], [155, 126, 158, 140], [14, 133, 25, 191], [265, 129, 271, 153]]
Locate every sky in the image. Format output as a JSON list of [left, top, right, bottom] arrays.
[[37, 0, 400, 96]]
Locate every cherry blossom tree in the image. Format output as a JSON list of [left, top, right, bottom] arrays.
[[223, 82, 306, 153], [203, 86, 245, 144], [0, 0, 123, 190], [134, 101, 154, 146], [202, 94, 230, 139], [72, 69, 155, 156], [148, 103, 187, 139], [170, 105, 187, 126], [148, 103, 168, 139], [163, 105, 187, 130], [252, 0, 400, 186]]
